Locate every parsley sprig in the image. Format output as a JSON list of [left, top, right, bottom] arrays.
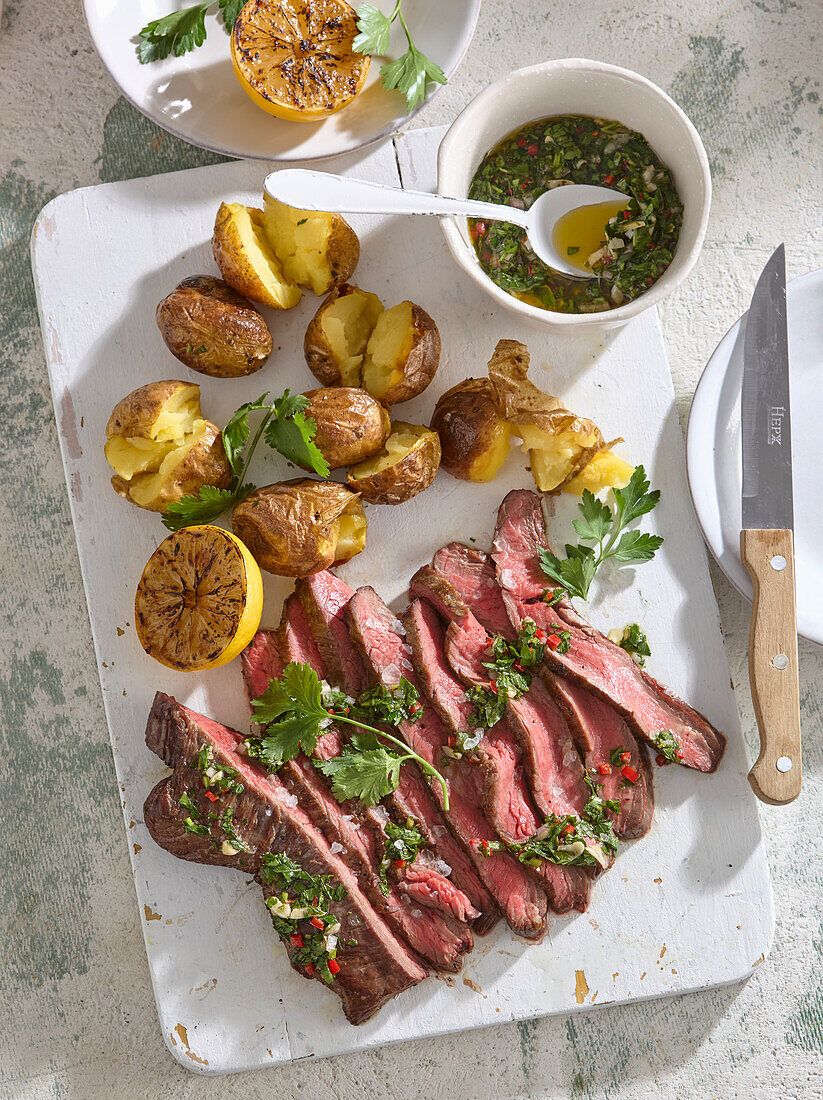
[[137, 0, 241, 63], [162, 390, 329, 531], [354, 2, 446, 113], [249, 663, 450, 810], [538, 466, 663, 601]]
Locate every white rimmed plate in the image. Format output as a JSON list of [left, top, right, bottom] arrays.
[[82, 0, 480, 161], [687, 267, 823, 645]]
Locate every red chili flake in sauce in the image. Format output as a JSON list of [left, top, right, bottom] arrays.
[[563, 822, 575, 836], [309, 917, 325, 930], [489, 681, 498, 694], [621, 764, 639, 784], [290, 932, 304, 948], [328, 959, 341, 975], [620, 752, 632, 764], [603, 173, 614, 185], [393, 858, 407, 869], [535, 628, 546, 640], [517, 137, 526, 147], [304, 962, 315, 976], [513, 662, 525, 672], [204, 790, 218, 803], [547, 634, 562, 650], [596, 763, 612, 776], [527, 144, 538, 155]]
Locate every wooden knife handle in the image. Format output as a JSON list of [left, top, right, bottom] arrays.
[[740, 528, 802, 804]]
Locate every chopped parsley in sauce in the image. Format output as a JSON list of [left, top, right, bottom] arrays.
[[468, 115, 683, 314]]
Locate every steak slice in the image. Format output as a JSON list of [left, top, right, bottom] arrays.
[[433, 543, 653, 840], [143, 691, 426, 1024], [296, 573, 370, 696], [493, 490, 726, 773], [397, 862, 480, 923], [344, 585, 501, 933], [408, 568, 592, 914], [404, 598, 550, 939], [242, 614, 476, 972]]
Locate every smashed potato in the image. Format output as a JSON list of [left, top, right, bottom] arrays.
[[263, 198, 359, 296], [563, 450, 634, 494], [232, 479, 366, 576], [347, 422, 441, 505], [488, 339, 623, 493], [361, 301, 440, 406], [212, 202, 302, 310], [105, 381, 231, 512], [431, 378, 512, 482], [302, 387, 391, 470], [305, 284, 384, 386], [155, 276, 273, 377]]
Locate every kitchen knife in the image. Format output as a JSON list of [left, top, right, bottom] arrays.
[[740, 244, 802, 804]]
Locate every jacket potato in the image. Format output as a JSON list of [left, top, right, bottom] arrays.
[[104, 380, 232, 512], [431, 378, 512, 482], [347, 422, 441, 505], [304, 284, 384, 387], [302, 387, 391, 470], [212, 202, 303, 310], [361, 301, 441, 406], [262, 198, 359, 296], [231, 479, 366, 576], [155, 276, 273, 377]]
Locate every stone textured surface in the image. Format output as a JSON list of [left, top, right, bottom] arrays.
[[1, 0, 821, 1096]]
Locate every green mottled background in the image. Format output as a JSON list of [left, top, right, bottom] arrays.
[[2, 1, 822, 1096]]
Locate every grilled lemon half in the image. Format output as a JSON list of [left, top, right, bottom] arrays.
[[135, 526, 264, 672], [230, 0, 370, 122]]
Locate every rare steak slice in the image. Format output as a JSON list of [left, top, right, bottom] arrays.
[[493, 490, 726, 773], [296, 572, 370, 696], [407, 569, 592, 914], [433, 542, 653, 840], [143, 691, 426, 1024], [343, 586, 501, 933], [403, 598, 550, 938], [242, 610, 477, 972]]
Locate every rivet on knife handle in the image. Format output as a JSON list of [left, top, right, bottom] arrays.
[[740, 528, 802, 804]]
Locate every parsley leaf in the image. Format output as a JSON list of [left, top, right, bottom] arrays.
[[222, 393, 271, 475], [162, 485, 251, 532], [317, 743, 404, 806], [137, 3, 209, 63], [217, 0, 244, 30], [355, 3, 446, 113], [538, 466, 663, 600], [264, 393, 329, 477]]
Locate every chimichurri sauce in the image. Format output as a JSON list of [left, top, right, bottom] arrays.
[[468, 115, 684, 314]]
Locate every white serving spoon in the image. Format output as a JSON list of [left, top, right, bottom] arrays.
[[263, 169, 628, 279]]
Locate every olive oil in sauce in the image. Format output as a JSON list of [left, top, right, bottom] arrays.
[[552, 200, 627, 275]]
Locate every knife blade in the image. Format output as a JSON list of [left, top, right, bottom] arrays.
[[739, 243, 802, 805], [741, 243, 793, 532]]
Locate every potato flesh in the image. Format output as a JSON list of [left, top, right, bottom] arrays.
[[362, 302, 414, 398], [351, 424, 422, 477], [514, 425, 600, 492], [126, 422, 210, 508], [263, 199, 333, 295], [333, 511, 367, 562], [232, 205, 302, 309], [563, 451, 634, 494], [469, 421, 512, 482], [321, 291, 383, 386]]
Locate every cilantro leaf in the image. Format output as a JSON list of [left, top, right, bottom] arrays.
[[217, 0, 244, 30], [317, 745, 404, 806], [265, 411, 330, 477], [538, 465, 662, 600], [353, 3, 393, 54], [137, 4, 209, 63], [252, 662, 327, 727], [161, 485, 247, 532], [221, 393, 270, 475]]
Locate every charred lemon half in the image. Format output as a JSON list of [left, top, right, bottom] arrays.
[[135, 526, 264, 672], [231, 0, 370, 122]]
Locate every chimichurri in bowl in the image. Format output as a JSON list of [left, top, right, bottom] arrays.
[[436, 59, 711, 333], [468, 115, 684, 314]]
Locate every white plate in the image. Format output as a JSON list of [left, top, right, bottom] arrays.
[[83, 0, 480, 161], [686, 267, 823, 646], [32, 129, 771, 1074]]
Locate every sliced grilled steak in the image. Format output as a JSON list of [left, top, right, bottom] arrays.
[[407, 568, 591, 914], [296, 573, 370, 696], [344, 585, 501, 933], [398, 862, 480, 923], [432, 543, 653, 840], [143, 691, 426, 1024], [242, 617, 475, 972], [403, 598, 550, 938], [493, 490, 726, 773]]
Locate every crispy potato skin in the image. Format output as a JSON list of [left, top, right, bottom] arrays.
[[431, 378, 511, 482], [232, 478, 365, 576], [323, 216, 360, 293], [212, 202, 302, 310], [364, 303, 441, 406], [156, 276, 273, 377], [302, 387, 390, 469], [347, 423, 441, 505], [105, 380, 232, 512], [304, 283, 382, 386]]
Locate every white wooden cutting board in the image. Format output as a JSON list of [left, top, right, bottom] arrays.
[[31, 126, 773, 1075]]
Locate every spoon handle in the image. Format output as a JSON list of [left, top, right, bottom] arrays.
[[263, 169, 531, 231]]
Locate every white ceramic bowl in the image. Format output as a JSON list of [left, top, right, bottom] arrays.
[[437, 58, 711, 332]]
